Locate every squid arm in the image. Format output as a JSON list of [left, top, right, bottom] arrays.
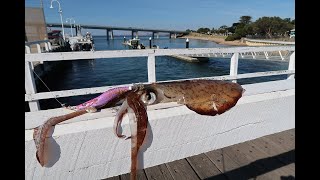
[[33, 86, 131, 167]]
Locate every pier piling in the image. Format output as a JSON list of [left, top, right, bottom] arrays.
[[149, 37, 152, 48], [106, 29, 110, 41], [186, 38, 189, 48]]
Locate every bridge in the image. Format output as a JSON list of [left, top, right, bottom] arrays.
[[47, 23, 187, 40]]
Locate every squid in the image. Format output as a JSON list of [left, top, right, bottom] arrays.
[[33, 79, 244, 180], [114, 79, 244, 180]]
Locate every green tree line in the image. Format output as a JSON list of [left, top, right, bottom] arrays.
[[189, 16, 295, 41]]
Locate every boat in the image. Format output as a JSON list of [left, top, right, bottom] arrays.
[[48, 30, 65, 46], [122, 38, 144, 49], [65, 25, 95, 51]]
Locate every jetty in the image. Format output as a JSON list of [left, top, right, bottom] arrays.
[[168, 55, 209, 62], [25, 46, 295, 179], [244, 38, 295, 46]]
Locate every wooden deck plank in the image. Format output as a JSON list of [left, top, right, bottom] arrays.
[[263, 129, 295, 151], [102, 175, 120, 180], [222, 145, 270, 179], [205, 149, 254, 180], [103, 129, 295, 180], [186, 153, 227, 180], [233, 141, 294, 178], [144, 164, 174, 180], [249, 137, 294, 167], [166, 159, 200, 180], [119, 170, 147, 180]]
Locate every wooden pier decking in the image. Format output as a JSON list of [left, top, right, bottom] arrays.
[[103, 129, 295, 180]]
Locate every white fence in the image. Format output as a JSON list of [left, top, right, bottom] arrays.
[[25, 46, 295, 112], [25, 40, 52, 54]]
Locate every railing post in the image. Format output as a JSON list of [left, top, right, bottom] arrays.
[[36, 44, 43, 64], [44, 42, 49, 52], [230, 52, 239, 83], [36, 43, 41, 53], [279, 50, 284, 60], [25, 45, 31, 54], [25, 45, 35, 70], [288, 52, 295, 79], [264, 51, 269, 59], [251, 52, 255, 59], [25, 61, 40, 111], [47, 42, 52, 51], [147, 52, 156, 83]]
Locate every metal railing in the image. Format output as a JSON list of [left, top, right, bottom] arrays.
[[25, 46, 295, 112]]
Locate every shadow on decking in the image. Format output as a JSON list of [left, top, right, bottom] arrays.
[[205, 149, 295, 180], [280, 175, 295, 180]]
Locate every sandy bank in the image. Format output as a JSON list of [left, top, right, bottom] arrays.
[[179, 32, 247, 46]]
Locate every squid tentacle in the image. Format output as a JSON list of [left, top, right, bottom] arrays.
[[113, 100, 129, 139], [34, 108, 94, 166], [126, 92, 148, 180], [33, 86, 131, 167]]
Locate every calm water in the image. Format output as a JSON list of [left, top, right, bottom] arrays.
[[35, 36, 289, 110]]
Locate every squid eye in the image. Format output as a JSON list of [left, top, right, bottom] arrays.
[[141, 92, 157, 105]]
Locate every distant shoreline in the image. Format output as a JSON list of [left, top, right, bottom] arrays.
[[179, 32, 247, 46]]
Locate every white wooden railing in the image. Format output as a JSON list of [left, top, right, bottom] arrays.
[[25, 40, 53, 70], [25, 40, 52, 54], [25, 46, 295, 112]]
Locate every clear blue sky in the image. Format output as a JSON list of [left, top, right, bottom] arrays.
[[26, 0, 295, 34]]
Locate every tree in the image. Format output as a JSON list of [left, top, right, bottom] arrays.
[[284, 18, 291, 23], [232, 23, 241, 27], [211, 27, 215, 32], [291, 19, 295, 25], [197, 27, 210, 34], [227, 16, 252, 38], [252, 16, 294, 38], [239, 16, 252, 25], [219, 25, 228, 29], [227, 23, 240, 33]]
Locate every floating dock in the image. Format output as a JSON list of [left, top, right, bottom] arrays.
[[169, 55, 209, 62]]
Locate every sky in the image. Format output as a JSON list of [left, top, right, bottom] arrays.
[[26, 0, 295, 35]]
